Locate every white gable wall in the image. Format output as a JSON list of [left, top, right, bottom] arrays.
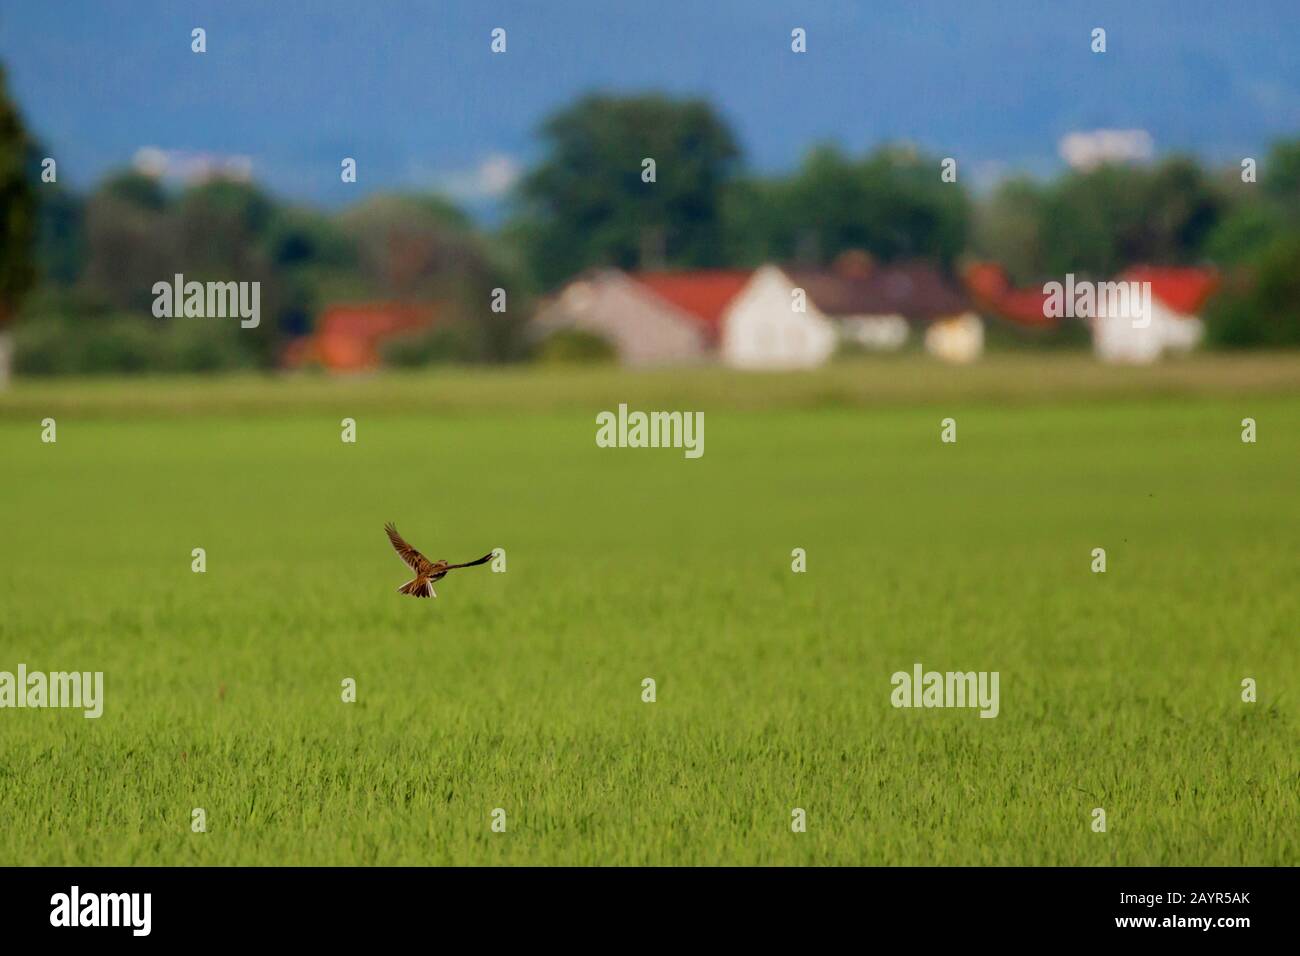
[[1092, 297, 1204, 365], [721, 266, 838, 370]]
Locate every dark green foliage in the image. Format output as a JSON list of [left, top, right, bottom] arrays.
[[0, 65, 37, 327], [726, 144, 971, 268], [380, 322, 483, 367], [535, 328, 617, 364], [1205, 233, 1300, 348], [515, 94, 741, 287], [976, 157, 1231, 283]]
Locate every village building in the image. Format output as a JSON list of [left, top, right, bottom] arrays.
[[720, 254, 980, 368], [282, 302, 438, 372], [964, 261, 1219, 364], [719, 264, 840, 370], [1090, 266, 1218, 364], [532, 269, 751, 366], [535, 257, 981, 370]]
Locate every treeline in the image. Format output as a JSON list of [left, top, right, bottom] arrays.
[[3, 80, 1300, 377], [19, 176, 528, 374]]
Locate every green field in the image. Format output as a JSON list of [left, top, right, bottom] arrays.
[[1, 355, 1297, 865]]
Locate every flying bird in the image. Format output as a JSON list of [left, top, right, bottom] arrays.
[[385, 522, 493, 598]]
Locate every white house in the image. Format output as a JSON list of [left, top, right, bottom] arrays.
[[720, 259, 982, 369], [720, 265, 839, 370], [1091, 266, 1218, 365]]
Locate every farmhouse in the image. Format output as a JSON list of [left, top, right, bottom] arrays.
[[719, 255, 980, 369], [537, 258, 980, 369], [1091, 266, 1218, 364], [816, 257, 979, 364], [719, 264, 839, 369], [533, 269, 750, 366]]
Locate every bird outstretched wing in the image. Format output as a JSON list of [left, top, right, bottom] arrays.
[[385, 522, 432, 574]]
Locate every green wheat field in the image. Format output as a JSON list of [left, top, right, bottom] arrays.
[[1, 354, 1297, 865]]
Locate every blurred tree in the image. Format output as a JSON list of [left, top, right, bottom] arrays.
[[174, 179, 274, 273], [35, 183, 84, 286], [1203, 139, 1300, 348], [79, 171, 175, 313], [1137, 157, 1226, 261], [342, 192, 530, 362], [1202, 201, 1281, 266], [515, 94, 741, 287], [100, 170, 168, 210], [535, 328, 616, 364], [171, 178, 285, 363], [1037, 157, 1226, 277], [970, 177, 1048, 284], [340, 192, 479, 298], [1204, 139, 1300, 266], [78, 173, 297, 365], [264, 206, 358, 336], [725, 144, 970, 268], [0, 65, 38, 384], [1261, 139, 1300, 208], [1205, 232, 1300, 347], [266, 206, 355, 271]]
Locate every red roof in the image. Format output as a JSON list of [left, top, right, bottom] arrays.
[[992, 288, 1057, 328], [963, 262, 1220, 327], [630, 270, 752, 340], [1120, 266, 1219, 315], [286, 303, 438, 371], [961, 263, 1056, 328]]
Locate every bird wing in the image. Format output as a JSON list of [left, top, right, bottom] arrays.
[[385, 522, 432, 574], [444, 552, 496, 571]]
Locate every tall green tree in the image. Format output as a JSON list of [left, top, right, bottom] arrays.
[[515, 94, 741, 287], [1036, 157, 1227, 278], [341, 192, 530, 361], [0, 65, 38, 384], [79, 171, 175, 313], [970, 177, 1048, 284], [1203, 139, 1300, 347], [725, 144, 970, 268]]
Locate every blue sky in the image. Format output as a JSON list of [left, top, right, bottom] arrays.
[[2, 0, 1298, 217]]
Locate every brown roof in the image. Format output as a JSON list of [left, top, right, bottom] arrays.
[[786, 261, 970, 321]]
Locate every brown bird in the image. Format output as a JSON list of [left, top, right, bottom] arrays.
[[385, 522, 493, 598]]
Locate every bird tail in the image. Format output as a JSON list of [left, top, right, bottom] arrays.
[[446, 552, 495, 570], [398, 578, 435, 598]]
